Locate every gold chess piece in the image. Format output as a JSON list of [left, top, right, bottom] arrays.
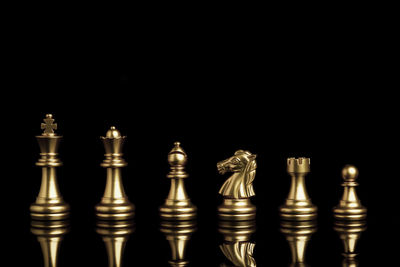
[[218, 220, 257, 267], [333, 165, 367, 220], [31, 220, 70, 267], [160, 220, 197, 267], [160, 142, 197, 220], [280, 220, 317, 267], [95, 126, 135, 220], [334, 220, 367, 267], [217, 150, 257, 221], [279, 158, 317, 221], [30, 114, 70, 220], [96, 220, 135, 267]]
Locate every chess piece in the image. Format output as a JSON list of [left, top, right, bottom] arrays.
[[160, 142, 197, 220], [160, 220, 197, 267], [218, 220, 257, 267], [31, 220, 70, 267], [333, 165, 367, 220], [96, 220, 135, 267], [217, 150, 257, 221], [280, 220, 317, 267], [95, 126, 135, 220], [334, 220, 367, 267], [279, 158, 317, 221], [30, 114, 70, 220]]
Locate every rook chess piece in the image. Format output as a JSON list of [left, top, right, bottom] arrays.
[[30, 114, 70, 220], [279, 158, 317, 221], [333, 165, 367, 220]]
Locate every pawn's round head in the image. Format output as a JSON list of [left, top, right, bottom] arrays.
[[168, 142, 187, 166], [105, 126, 121, 138], [342, 165, 359, 181]]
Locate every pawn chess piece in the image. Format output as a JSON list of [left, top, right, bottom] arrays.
[[217, 150, 257, 221], [95, 126, 135, 220], [159, 142, 197, 220], [279, 158, 317, 221], [30, 114, 70, 220], [333, 165, 367, 220]]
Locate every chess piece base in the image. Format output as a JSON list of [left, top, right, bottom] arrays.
[[333, 206, 367, 220], [30, 202, 70, 220], [159, 200, 197, 220], [218, 198, 256, 221], [279, 201, 317, 221], [95, 202, 135, 220]]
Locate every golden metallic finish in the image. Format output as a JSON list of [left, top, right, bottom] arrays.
[[218, 220, 257, 267], [160, 142, 197, 220], [280, 220, 317, 267], [31, 220, 70, 267], [279, 158, 317, 221], [160, 220, 197, 266], [217, 150, 257, 221], [333, 165, 367, 220], [30, 114, 70, 220], [95, 126, 135, 220], [96, 220, 135, 267]]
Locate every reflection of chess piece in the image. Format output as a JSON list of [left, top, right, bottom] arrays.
[[333, 165, 367, 220], [96, 220, 135, 267], [95, 127, 135, 220], [160, 142, 197, 220], [334, 220, 366, 267], [30, 114, 70, 220], [217, 150, 257, 221], [160, 220, 196, 267], [218, 220, 257, 267], [31, 220, 70, 267], [280, 220, 317, 267], [279, 158, 317, 221]]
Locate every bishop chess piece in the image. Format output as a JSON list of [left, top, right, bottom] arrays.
[[217, 150, 257, 221], [160, 142, 197, 220], [95, 126, 135, 220], [333, 165, 367, 220], [279, 158, 317, 221], [30, 114, 70, 220]]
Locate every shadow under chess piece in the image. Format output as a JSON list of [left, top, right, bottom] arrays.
[[280, 220, 317, 267], [160, 142, 197, 220], [333, 165, 367, 220], [96, 220, 135, 267], [31, 220, 70, 267], [218, 220, 257, 267], [30, 114, 70, 220], [334, 220, 367, 267], [95, 127, 135, 220], [279, 158, 317, 221], [160, 220, 197, 267], [217, 150, 257, 221]]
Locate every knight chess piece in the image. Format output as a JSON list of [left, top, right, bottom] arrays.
[[279, 157, 317, 221], [333, 165, 367, 220], [159, 142, 197, 220], [95, 126, 135, 220], [217, 150, 257, 221], [30, 114, 70, 220]]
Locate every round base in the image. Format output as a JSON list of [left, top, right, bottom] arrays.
[[279, 204, 317, 221], [95, 202, 135, 220], [333, 206, 367, 220], [159, 202, 197, 220], [30, 202, 70, 220], [218, 199, 256, 221]]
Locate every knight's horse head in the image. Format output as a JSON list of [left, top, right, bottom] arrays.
[[217, 150, 257, 175]]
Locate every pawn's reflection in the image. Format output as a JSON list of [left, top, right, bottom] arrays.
[[96, 220, 135, 267], [218, 220, 256, 267], [160, 220, 197, 267], [280, 220, 317, 267], [334, 220, 366, 267], [31, 220, 70, 267]]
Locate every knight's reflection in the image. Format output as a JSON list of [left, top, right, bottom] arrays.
[[218, 220, 257, 267], [96, 220, 135, 267], [334, 220, 366, 267], [31, 220, 70, 267], [160, 220, 197, 267], [280, 220, 317, 267]]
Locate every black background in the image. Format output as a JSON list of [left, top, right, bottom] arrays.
[[2, 8, 398, 266]]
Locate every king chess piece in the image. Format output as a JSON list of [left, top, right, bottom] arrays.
[[333, 165, 367, 220], [159, 142, 197, 220], [95, 126, 135, 220], [30, 114, 70, 220], [279, 158, 317, 221]]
